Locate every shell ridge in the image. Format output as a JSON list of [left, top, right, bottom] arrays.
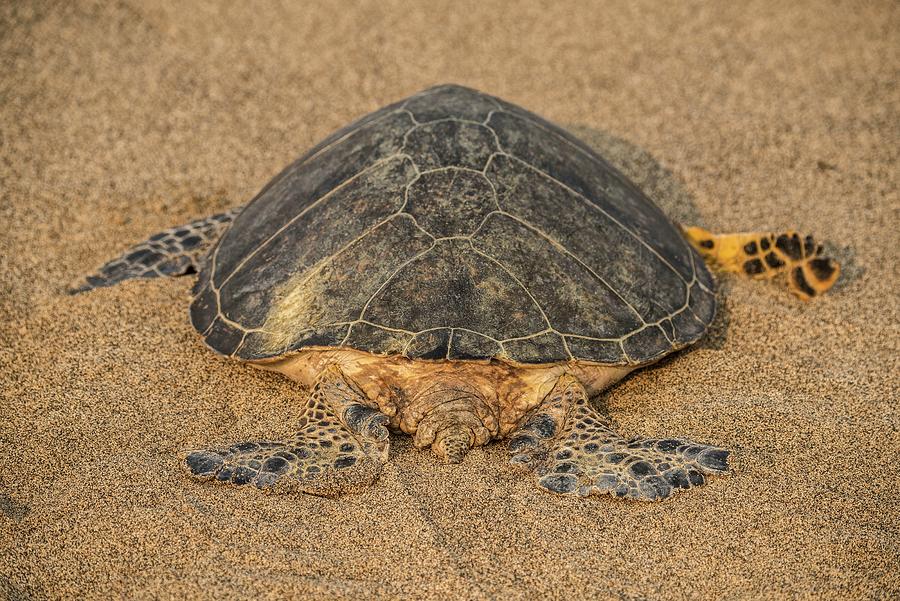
[[466, 240, 555, 333], [354, 242, 438, 325]]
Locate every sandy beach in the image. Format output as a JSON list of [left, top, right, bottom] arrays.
[[1, 1, 898, 599]]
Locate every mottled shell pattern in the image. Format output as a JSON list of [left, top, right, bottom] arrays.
[[190, 85, 715, 366]]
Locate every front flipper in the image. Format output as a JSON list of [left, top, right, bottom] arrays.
[[682, 226, 840, 300], [69, 206, 243, 294], [508, 376, 729, 501], [184, 366, 389, 497]]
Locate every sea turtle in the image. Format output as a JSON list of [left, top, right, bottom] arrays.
[[72, 84, 840, 501]]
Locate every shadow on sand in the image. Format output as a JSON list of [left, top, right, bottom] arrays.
[[570, 125, 732, 350]]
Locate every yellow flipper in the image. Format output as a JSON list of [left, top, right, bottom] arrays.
[[682, 226, 840, 301]]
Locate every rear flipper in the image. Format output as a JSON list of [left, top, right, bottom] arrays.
[[184, 366, 390, 497], [682, 226, 840, 300], [508, 376, 729, 501], [68, 206, 242, 294]]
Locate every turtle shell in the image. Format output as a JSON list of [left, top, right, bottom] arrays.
[[190, 85, 715, 365]]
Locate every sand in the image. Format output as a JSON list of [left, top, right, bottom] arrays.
[[1, 1, 898, 599]]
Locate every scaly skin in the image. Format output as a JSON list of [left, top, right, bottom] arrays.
[[257, 348, 632, 455], [682, 226, 840, 300], [185, 353, 730, 500]]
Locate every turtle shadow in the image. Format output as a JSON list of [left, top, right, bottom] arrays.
[[568, 126, 731, 349], [826, 243, 864, 291], [568, 126, 704, 225], [0, 577, 37, 601], [0, 491, 30, 522]]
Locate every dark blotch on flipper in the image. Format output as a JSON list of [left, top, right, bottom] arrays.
[[665, 469, 691, 489], [262, 456, 289, 474], [344, 405, 372, 431], [743, 258, 765, 275], [699, 239, 715, 249], [334, 456, 357, 469], [698, 449, 730, 472], [343, 404, 385, 439], [638, 476, 672, 501], [808, 257, 837, 281], [776, 234, 803, 260], [655, 439, 680, 453], [630, 460, 653, 476], [743, 241, 758, 255], [687, 470, 705, 486], [85, 275, 106, 288], [186, 451, 223, 476], [803, 235, 817, 256], [593, 473, 619, 491], [529, 414, 557, 438], [554, 462, 578, 474], [539, 473, 577, 494], [765, 252, 785, 268], [760, 237, 771, 251], [125, 248, 153, 263], [230, 466, 256, 485], [255, 472, 278, 488], [682, 446, 703, 460], [792, 266, 817, 297], [555, 449, 573, 460], [339, 443, 355, 453], [508, 434, 536, 453]]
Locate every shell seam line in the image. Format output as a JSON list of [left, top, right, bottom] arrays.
[[491, 209, 647, 325], [466, 241, 556, 335]]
